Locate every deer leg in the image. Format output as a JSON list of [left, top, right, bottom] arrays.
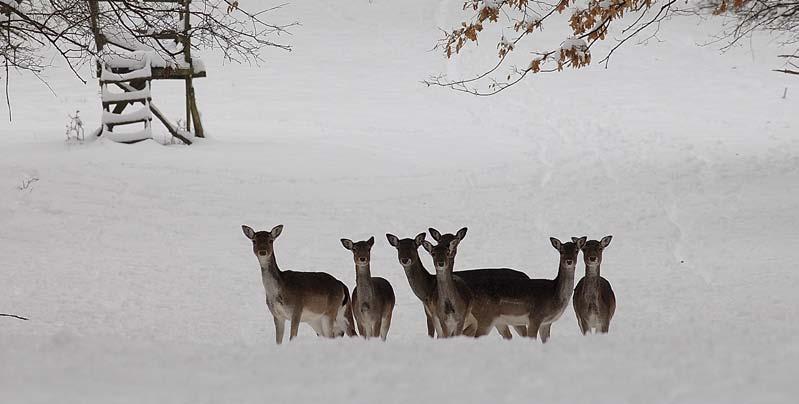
[[527, 316, 542, 341], [356, 316, 367, 338], [344, 303, 357, 337], [323, 315, 336, 338], [600, 321, 610, 334], [372, 315, 383, 339], [438, 319, 450, 338], [289, 308, 302, 341], [476, 321, 491, 338], [539, 323, 552, 343], [462, 323, 476, 337], [454, 314, 468, 337], [577, 315, 590, 335], [432, 315, 444, 338], [309, 319, 324, 337], [379, 308, 393, 341], [512, 325, 528, 338], [273, 317, 285, 345], [495, 324, 513, 340], [424, 308, 435, 338]]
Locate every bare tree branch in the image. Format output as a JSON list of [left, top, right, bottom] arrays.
[[0, 313, 29, 321]]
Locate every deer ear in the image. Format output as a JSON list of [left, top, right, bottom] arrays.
[[270, 225, 283, 239], [428, 228, 442, 242], [367, 236, 375, 247], [422, 240, 434, 253], [242, 225, 255, 240], [550, 237, 562, 250], [341, 239, 354, 250], [414, 232, 426, 246], [571, 237, 579, 243], [600, 235, 612, 248], [577, 236, 587, 249], [386, 233, 399, 247], [456, 227, 468, 240]]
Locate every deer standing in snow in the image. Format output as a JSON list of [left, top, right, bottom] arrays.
[[523, 236, 584, 342], [426, 227, 530, 338], [573, 236, 616, 334], [341, 236, 396, 340], [421, 227, 473, 337], [458, 236, 585, 343], [387, 229, 530, 338], [242, 225, 356, 344]]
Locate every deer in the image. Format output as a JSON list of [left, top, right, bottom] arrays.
[[341, 236, 396, 340], [242, 225, 356, 344], [426, 228, 530, 339], [460, 236, 585, 343], [420, 227, 473, 338], [573, 235, 616, 334], [385, 232, 438, 337], [386, 230, 529, 338]]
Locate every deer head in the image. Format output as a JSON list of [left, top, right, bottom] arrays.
[[386, 232, 425, 267], [422, 227, 467, 272], [242, 224, 283, 267], [341, 236, 375, 267], [550, 236, 586, 269], [427, 227, 467, 258], [580, 235, 612, 266]]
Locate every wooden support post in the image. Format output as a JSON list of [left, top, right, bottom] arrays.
[[189, 87, 204, 138], [183, 0, 193, 134]]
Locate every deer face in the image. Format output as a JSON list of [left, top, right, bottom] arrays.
[[386, 233, 425, 267], [341, 237, 374, 267], [242, 224, 283, 266], [427, 227, 467, 260], [580, 236, 612, 266], [550, 236, 586, 268], [422, 239, 459, 272]]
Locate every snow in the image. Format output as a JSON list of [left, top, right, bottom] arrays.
[[561, 36, 588, 52], [101, 125, 152, 143], [2, 1, 799, 403], [101, 106, 151, 124]]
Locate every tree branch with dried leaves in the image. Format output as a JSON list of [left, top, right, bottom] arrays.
[[426, 0, 798, 96]]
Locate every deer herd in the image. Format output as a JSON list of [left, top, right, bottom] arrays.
[[241, 225, 616, 344]]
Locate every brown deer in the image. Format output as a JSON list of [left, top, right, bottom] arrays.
[[387, 230, 528, 338], [242, 225, 356, 344], [421, 227, 473, 338], [524, 236, 584, 342], [385, 232, 438, 337], [573, 236, 616, 334], [426, 228, 529, 339], [341, 237, 396, 340], [461, 236, 585, 343]]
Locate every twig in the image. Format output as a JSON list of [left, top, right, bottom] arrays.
[[18, 176, 39, 190], [0, 313, 29, 321]]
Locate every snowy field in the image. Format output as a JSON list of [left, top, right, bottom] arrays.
[[2, 1, 799, 403]]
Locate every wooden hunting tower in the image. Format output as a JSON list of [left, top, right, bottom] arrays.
[[89, 0, 205, 145]]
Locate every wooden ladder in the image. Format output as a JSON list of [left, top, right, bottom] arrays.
[[100, 57, 153, 143]]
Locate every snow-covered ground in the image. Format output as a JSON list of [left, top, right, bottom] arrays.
[[2, 1, 799, 403]]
